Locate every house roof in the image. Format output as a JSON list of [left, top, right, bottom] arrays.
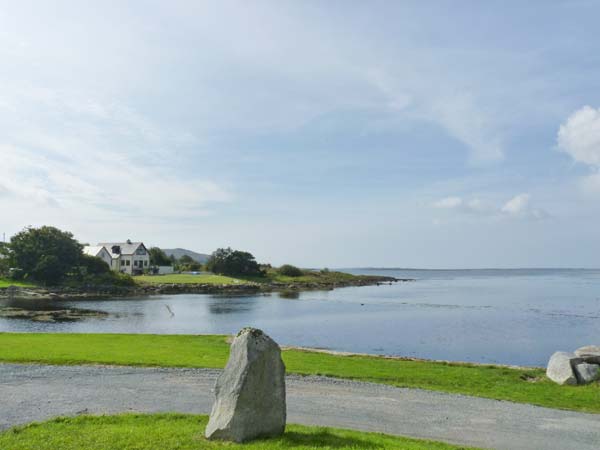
[[83, 246, 108, 257], [97, 241, 146, 257]]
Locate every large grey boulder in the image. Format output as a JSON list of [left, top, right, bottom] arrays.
[[574, 345, 600, 364], [205, 328, 286, 442], [573, 362, 600, 384], [546, 351, 582, 385]]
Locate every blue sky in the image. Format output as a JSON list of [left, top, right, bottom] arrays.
[[1, 1, 600, 267]]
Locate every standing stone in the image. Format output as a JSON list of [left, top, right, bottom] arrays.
[[573, 363, 600, 384], [574, 345, 600, 364], [546, 351, 582, 385], [205, 328, 286, 442]]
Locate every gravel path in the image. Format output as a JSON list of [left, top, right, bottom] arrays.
[[1, 363, 599, 449]]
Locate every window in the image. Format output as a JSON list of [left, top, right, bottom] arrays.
[[144, 260, 148, 266], [126, 260, 130, 266], [121, 260, 125, 267], [133, 261, 138, 267]]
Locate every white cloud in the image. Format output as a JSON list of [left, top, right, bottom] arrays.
[[0, 86, 232, 230], [501, 194, 548, 219], [501, 193, 530, 215], [433, 196, 492, 214], [558, 106, 600, 166], [433, 196, 463, 209], [427, 93, 504, 165], [434, 193, 548, 220], [580, 172, 600, 195]]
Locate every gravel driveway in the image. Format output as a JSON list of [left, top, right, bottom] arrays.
[[1, 363, 599, 449]]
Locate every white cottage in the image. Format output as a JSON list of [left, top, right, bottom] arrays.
[[85, 240, 151, 275]]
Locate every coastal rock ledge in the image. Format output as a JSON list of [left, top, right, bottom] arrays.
[[546, 347, 600, 385], [205, 327, 286, 442]]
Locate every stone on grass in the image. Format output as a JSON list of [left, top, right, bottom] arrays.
[[574, 345, 600, 364], [546, 351, 582, 385], [573, 362, 600, 384], [205, 328, 286, 442]]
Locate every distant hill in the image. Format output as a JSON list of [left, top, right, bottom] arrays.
[[162, 248, 210, 263]]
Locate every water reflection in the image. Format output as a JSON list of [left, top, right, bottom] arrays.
[[206, 296, 259, 315]]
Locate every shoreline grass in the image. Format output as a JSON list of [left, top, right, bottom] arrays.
[[136, 274, 245, 285], [0, 278, 35, 288], [0, 333, 598, 413], [134, 270, 383, 286], [0, 413, 474, 449]]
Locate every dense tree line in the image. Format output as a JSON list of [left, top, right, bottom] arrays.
[[1, 226, 131, 286], [0, 226, 305, 284]]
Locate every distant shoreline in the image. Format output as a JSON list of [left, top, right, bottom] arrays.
[[0, 273, 410, 301]]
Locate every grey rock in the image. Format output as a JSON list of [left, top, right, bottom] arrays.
[[205, 328, 286, 442], [573, 363, 600, 384], [546, 352, 582, 385], [574, 345, 600, 364]]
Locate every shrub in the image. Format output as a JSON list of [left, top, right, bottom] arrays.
[[278, 264, 303, 277], [78, 254, 111, 276], [206, 247, 262, 276]]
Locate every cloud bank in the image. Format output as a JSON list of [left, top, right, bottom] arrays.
[[434, 193, 547, 220]]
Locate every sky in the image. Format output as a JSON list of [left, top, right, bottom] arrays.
[[1, 0, 600, 268]]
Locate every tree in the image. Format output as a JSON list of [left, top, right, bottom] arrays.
[[206, 247, 262, 276], [149, 247, 171, 266], [0, 242, 9, 276], [9, 226, 83, 285], [178, 254, 195, 264], [278, 264, 303, 277], [78, 254, 111, 276]]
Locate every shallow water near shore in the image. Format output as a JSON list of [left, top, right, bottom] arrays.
[[1, 268, 599, 367]]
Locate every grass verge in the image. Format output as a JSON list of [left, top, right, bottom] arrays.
[[0, 413, 474, 449], [0, 278, 35, 288], [134, 270, 383, 286], [135, 274, 244, 285], [0, 333, 598, 413]]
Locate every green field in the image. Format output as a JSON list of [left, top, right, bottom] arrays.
[[0, 414, 473, 450], [0, 333, 598, 413], [136, 274, 245, 285], [135, 269, 374, 286], [0, 277, 35, 288]]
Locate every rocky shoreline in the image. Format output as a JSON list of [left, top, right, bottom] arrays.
[[0, 275, 409, 301], [0, 306, 109, 322]]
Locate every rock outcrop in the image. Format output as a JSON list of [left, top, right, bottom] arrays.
[[205, 328, 286, 442], [573, 362, 600, 384], [546, 352, 581, 385], [574, 345, 600, 364], [547, 346, 600, 385]]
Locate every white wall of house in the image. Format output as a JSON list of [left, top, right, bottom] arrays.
[[90, 241, 150, 275], [97, 248, 112, 268], [116, 251, 150, 275], [157, 265, 174, 275]]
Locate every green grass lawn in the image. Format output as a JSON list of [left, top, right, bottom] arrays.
[[0, 414, 473, 450], [136, 274, 245, 285], [0, 277, 35, 288], [0, 333, 598, 413], [135, 269, 376, 286]]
